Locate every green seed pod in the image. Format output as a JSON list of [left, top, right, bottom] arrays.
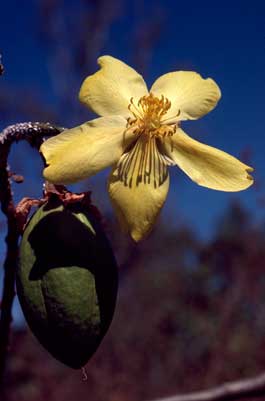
[[17, 197, 118, 369]]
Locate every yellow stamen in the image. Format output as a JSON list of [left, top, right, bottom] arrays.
[[126, 93, 178, 139]]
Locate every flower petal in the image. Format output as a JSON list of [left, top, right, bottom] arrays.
[[79, 55, 148, 118], [151, 71, 221, 121], [41, 116, 135, 184], [108, 138, 170, 241], [163, 128, 254, 191]]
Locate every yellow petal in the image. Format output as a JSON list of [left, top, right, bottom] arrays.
[[79, 55, 148, 117], [41, 116, 135, 184], [108, 138, 169, 241], [162, 128, 254, 191], [151, 71, 221, 121]]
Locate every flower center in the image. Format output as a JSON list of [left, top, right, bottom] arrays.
[[118, 93, 178, 188], [126, 93, 179, 138]]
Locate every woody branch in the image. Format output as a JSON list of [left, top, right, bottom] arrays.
[[151, 371, 265, 401], [0, 122, 62, 382]]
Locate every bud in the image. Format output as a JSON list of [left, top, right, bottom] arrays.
[[17, 197, 118, 369]]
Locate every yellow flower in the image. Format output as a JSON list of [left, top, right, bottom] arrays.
[[41, 56, 254, 241]]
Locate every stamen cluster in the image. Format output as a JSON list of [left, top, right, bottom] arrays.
[[126, 93, 179, 139]]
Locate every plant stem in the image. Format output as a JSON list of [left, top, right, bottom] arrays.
[[0, 122, 63, 383]]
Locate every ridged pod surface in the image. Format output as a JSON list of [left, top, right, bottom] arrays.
[[17, 197, 118, 369]]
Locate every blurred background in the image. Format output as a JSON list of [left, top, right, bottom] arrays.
[[1, 0, 265, 400]]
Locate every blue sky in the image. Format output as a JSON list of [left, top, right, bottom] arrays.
[[1, 0, 265, 323]]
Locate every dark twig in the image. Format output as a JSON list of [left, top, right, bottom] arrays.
[[151, 371, 265, 401], [0, 54, 4, 75], [0, 122, 62, 382]]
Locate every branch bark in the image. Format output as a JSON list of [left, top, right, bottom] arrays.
[[0, 122, 62, 382], [151, 371, 265, 401]]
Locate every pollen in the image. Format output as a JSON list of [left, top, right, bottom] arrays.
[[126, 93, 179, 139]]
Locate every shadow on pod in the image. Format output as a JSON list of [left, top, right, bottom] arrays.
[[17, 196, 118, 369]]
